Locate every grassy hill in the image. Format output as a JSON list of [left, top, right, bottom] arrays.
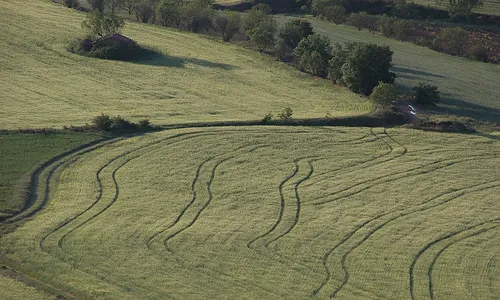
[[1, 126, 499, 299], [276, 15, 500, 123], [412, 0, 500, 17], [0, 0, 371, 130]]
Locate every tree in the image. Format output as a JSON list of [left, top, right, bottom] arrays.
[[247, 18, 277, 51], [243, 8, 268, 34], [348, 11, 372, 31], [64, 0, 79, 8], [278, 19, 313, 50], [82, 11, 125, 37], [181, 0, 215, 33], [135, 0, 156, 23], [437, 0, 483, 17], [214, 11, 241, 42], [336, 42, 396, 95], [156, 0, 183, 27], [370, 82, 398, 107], [120, 0, 138, 14], [412, 83, 440, 105], [436, 27, 468, 55], [311, 0, 343, 17], [322, 5, 347, 24], [89, 0, 106, 12], [106, 0, 120, 13], [293, 34, 332, 77]]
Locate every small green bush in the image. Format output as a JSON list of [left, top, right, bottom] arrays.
[[262, 112, 273, 123], [412, 83, 440, 106], [82, 11, 124, 37], [436, 27, 468, 55], [138, 119, 151, 128], [370, 82, 398, 107], [92, 113, 113, 131], [468, 44, 489, 62], [278, 107, 293, 122], [110, 115, 136, 131]]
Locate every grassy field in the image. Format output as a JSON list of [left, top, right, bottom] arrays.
[[412, 0, 500, 17], [0, 274, 53, 300], [0, 133, 100, 219], [0, 0, 372, 130], [275, 16, 500, 123], [1, 126, 499, 299]]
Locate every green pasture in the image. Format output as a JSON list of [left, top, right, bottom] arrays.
[[0, 133, 100, 219], [275, 15, 500, 123], [0, 0, 371, 130], [1, 126, 498, 299], [0, 274, 53, 300]]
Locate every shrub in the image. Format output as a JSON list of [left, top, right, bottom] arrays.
[[92, 113, 112, 131], [214, 11, 241, 42], [377, 14, 395, 38], [275, 38, 292, 61], [278, 107, 293, 122], [467, 44, 488, 62], [412, 83, 440, 105], [332, 42, 396, 95], [436, 27, 468, 55], [348, 12, 373, 31], [370, 82, 398, 107], [110, 115, 136, 130], [323, 5, 347, 24], [82, 11, 125, 37], [293, 34, 332, 77], [89, 0, 105, 12], [138, 119, 151, 128], [393, 19, 415, 41], [262, 112, 273, 123], [278, 19, 314, 50], [156, 0, 183, 28], [64, 0, 80, 8], [247, 18, 277, 51]]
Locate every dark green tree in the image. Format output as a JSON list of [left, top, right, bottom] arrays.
[[278, 19, 313, 49], [293, 34, 332, 77]]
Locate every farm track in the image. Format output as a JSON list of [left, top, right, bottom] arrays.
[[162, 145, 268, 252], [427, 222, 500, 300], [265, 159, 316, 246]]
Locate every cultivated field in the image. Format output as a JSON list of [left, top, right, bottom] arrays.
[[2, 126, 499, 299], [0, 0, 371, 130], [275, 16, 500, 123]]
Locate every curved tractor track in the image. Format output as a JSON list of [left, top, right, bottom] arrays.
[[2, 126, 499, 299]]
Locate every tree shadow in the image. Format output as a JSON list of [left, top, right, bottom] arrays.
[[429, 93, 500, 123], [131, 51, 236, 70], [392, 67, 446, 79]]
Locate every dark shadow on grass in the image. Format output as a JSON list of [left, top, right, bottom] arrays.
[[429, 93, 500, 123], [392, 67, 446, 79], [131, 51, 236, 70]]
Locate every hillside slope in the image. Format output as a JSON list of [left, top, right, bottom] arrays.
[[0, 0, 371, 130]]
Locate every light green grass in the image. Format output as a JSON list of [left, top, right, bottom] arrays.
[[276, 15, 500, 123], [0, 0, 371, 130], [0, 274, 53, 300], [0, 133, 100, 218], [1, 126, 499, 299], [412, 0, 500, 17]]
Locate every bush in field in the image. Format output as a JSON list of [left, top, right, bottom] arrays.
[[370, 82, 398, 107], [92, 113, 113, 131], [135, 0, 156, 23], [89, 0, 106, 12], [436, 27, 468, 55], [64, 0, 80, 8], [348, 12, 373, 31], [278, 107, 293, 122], [323, 5, 347, 24], [82, 11, 125, 37], [247, 18, 277, 51], [412, 83, 440, 105], [214, 11, 241, 42], [261, 112, 273, 123], [278, 19, 314, 50], [329, 42, 396, 95], [156, 0, 183, 28], [468, 44, 488, 62], [293, 34, 332, 77]]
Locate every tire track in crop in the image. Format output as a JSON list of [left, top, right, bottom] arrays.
[[314, 179, 500, 298], [246, 161, 300, 248], [162, 145, 267, 252], [40, 132, 214, 251], [146, 144, 269, 249], [303, 128, 405, 192], [416, 218, 500, 299], [312, 151, 499, 206], [265, 159, 316, 246], [427, 221, 500, 300], [2, 137, 122, 224]]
